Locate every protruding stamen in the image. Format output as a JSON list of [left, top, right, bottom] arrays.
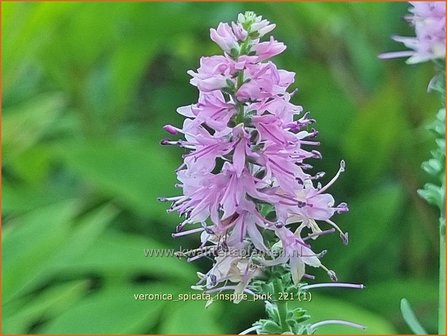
[[324, 219, 348, 244], [313, 160, 346, 195], [160, 139, 176, 146], [294, 112, 316, 129], [311, 150, 322, 159], [301, 141, 320, 146], [301, 283, 364, 291], [239, 326, 261, 335], [340, 232, 349, 245], [172, 226, 205, 238], [303, 228, 336, 241], [187, 254, 208, 263], [317, 249, 327, 258], [328, 270, 338, 282], [340, 159, 346, 172], [175, 162, 186, 172], [163, 124, 178, 135], [191, 285, 205, 291], [312, 172, 325, 180], [161, 139, 194, 149], [321, 265, 338, 282], [310, 320, 367, 332], [289, 88, 299, 97], [335, 202, 349, 213], [158, 196, 183, 202], [308, 128, 319, 138]]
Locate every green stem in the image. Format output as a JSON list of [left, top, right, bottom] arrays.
[[273, 279, 289, 332], [277, 300, 289, 332], [437, 87, 445, 335], [439, 214, 445, 334]]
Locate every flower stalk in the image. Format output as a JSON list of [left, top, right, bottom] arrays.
[[425, 108, 446, 334], [381, 2, 445, 334]]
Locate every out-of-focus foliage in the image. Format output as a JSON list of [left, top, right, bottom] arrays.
[[2, 2, 440, 334]]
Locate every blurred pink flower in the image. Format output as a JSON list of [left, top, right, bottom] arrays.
[[380, 1, 446, 64]]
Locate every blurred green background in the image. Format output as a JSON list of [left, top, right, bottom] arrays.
[[2, 2, 442, 334]]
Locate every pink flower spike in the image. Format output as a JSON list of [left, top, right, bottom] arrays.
[[161, 12, 350, 298], [380, 2, 446, 64]]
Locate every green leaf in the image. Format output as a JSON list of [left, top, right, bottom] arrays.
[[53, 230, 196, 283], [291, 307, 311, 323], [108, 40, 158, 112], [48, 204, 119, 266], [2, 2, 77, 92], [400, 298, 427, 334], [342, 81, 407, 185], [3, 280, 88, 334], [329, 184, 404, 275], [159, 299, 224, 334], [39, 283, 170, 334], [2, 200, 80, 303], [341, 279, 437, 332], [2, 180, 73, 214], [7, 145, 55, 184], [2, 93, 64, 162], [295, 60, 356, 145], [259, 320, 283, 334], [57, 140, 178, 218], [418, 183, 444, 208], [294, 293, 396, 334], [422, 158, 442, 176]]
